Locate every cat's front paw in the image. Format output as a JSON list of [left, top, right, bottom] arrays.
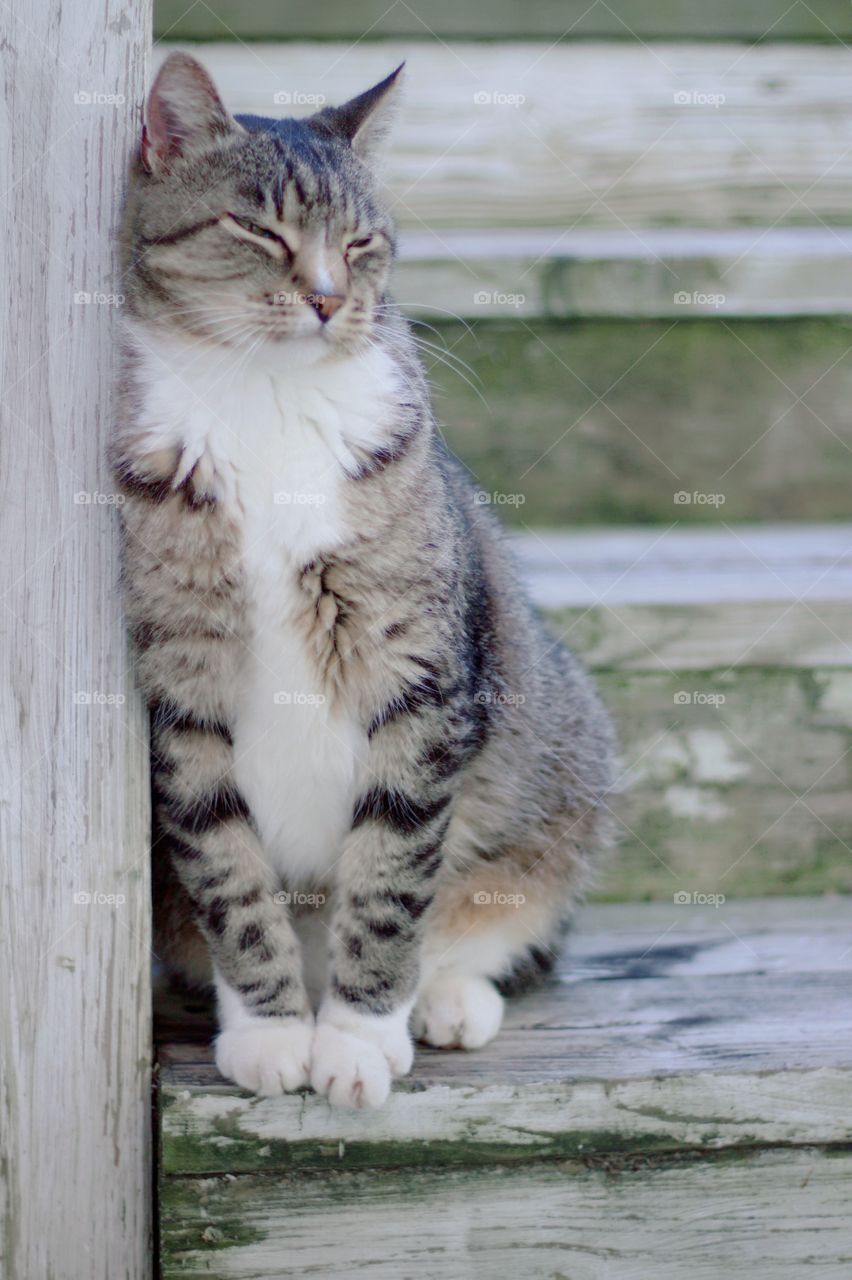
[[310, 1001, 414, 1109], [215, 1016, 314, 1096], [413, 973, 503, 1049]]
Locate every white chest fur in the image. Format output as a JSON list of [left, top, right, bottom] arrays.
[[129, 325, 398, 885]]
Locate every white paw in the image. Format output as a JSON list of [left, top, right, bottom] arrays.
[[412, 974, 504, 1049], [310, 1002, 414, 1109], [215, 1017, 314, 1096]]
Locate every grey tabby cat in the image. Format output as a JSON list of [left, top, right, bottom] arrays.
[[112, 52, 615, 1108]]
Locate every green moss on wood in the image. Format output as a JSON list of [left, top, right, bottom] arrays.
[[425, 319, 852, 526]]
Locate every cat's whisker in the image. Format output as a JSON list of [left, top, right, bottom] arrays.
[[374, 302, 479, 341]]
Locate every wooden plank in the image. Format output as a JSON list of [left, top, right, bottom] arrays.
[[158, 897, 852, 1176], [546, 602, 852, 671], [160, 1061, 852, 1173], [160, 1151, 852, 1278], [159, 901, 852, 1274], [424, 319, 852, 526], [155, 42, 852, 229], [514, 524, 852, 607], [396, 228, 852, 318], [0, 3, 153, 1278], [154, 0, 852, 42], [594, 668, 852, 899]]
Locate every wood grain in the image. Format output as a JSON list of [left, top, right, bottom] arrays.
[[159, 897, 852, 1163], [396, 227, 852, 318], [160, 1151, 852, 1278], [0, 3, 152, 1277], [155, 42, 852, 230], [158, 900, 852, 1276]]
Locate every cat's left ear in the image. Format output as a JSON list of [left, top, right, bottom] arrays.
[[142, 52, 238, 175], [317, 64, 405, 160]]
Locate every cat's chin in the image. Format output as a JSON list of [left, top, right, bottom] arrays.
[[251, 332, 351, 372]]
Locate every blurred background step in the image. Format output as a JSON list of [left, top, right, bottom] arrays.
[[517, 526, 852, 901], [428, 318, 852, 525], [155, 42, 852, 230], [155, 2, 852, 43], [395, 228, 852, 319]]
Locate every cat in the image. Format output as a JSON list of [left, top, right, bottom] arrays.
[[111, 51, 615, 1108]]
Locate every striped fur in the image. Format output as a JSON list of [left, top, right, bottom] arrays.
[[112, 53, 616, 1107]]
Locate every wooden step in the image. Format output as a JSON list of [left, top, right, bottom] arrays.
[[155, 2, 852, 44], [156, 42, 852, 230], [522, 525, 852, 900], [396, 227, 852, 319], [428, 318, 852, 525], [157, 897, 852, 1278]]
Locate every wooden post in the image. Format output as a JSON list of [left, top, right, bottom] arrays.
[[0, 3, 152, 1277]]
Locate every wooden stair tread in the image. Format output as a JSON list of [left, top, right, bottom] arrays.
[[158, 896, 852, 1175], [155, 0, 852, 41], [155, 42, 852, 233], [397, 227, 852, 319], [510, 523, 852, 607]]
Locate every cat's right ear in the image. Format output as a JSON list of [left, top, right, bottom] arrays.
[[142, 52, 237, 175]]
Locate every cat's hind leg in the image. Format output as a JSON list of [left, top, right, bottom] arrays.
[[412, 869, 566, 1050]]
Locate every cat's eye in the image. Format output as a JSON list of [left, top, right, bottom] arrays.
[[232, 216, 279, 241], [223, 213, 290, 258], [346, 235, 375, 253]]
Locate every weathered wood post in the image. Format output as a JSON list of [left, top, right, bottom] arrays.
[[0, 4, 153, 1277]]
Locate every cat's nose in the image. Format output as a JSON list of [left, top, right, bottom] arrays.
[[309, 293, 346, 323]]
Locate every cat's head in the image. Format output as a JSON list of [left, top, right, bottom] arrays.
[[123, 53, 403, 363]]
